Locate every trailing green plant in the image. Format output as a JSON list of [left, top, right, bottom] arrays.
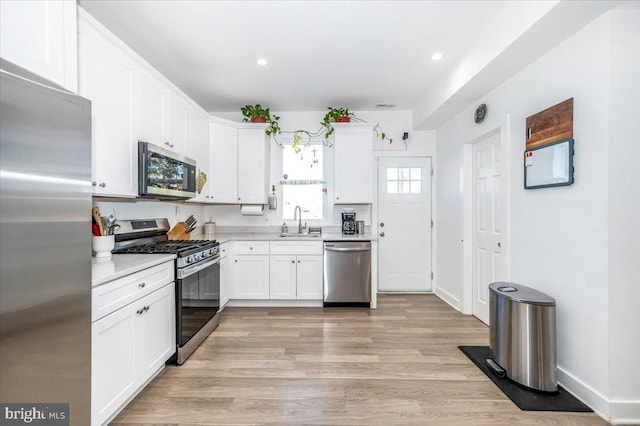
[[240, 104, 281, 144], [320, 107, 393, 145]]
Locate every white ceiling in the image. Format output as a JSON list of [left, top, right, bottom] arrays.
[[78, 1, 623, 128], [78, 0, 508, 114]]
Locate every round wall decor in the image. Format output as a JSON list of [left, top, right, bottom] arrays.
[[474, 103, 487, 124]]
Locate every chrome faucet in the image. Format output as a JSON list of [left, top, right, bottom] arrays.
[[293, 205, 304, 234]]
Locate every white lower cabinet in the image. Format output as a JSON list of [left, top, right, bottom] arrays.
[[268, 241, 323, 300], [92, 262, 175, 426], [232, 241, 270, 299], [269, 255, 323, 300], [233, 255, 270, 299]]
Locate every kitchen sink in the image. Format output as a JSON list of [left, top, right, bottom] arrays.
[[278, 233, 321, 238]]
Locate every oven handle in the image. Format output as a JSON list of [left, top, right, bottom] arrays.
[[179, 256, 220, 279]]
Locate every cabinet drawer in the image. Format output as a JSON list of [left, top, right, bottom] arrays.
[[234, 240, 269, 255], [270, 241, 323, 255], [92, 261, 174, 322]]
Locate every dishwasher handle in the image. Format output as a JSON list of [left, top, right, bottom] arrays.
[[324, 246, 370, 253]]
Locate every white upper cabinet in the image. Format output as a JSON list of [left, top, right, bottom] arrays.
[[164, 91, 188, 154], [187, 107, 210, 202], [78, 13, 138, 197], [79, 7, 212, 198], [138, 70, 166, 146], [237, 126, 270, 204], [209, 122, 239, 203], [0, 0, 78, 92], [333, 124, 374, 204]]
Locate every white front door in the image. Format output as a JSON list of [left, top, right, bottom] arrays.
[[378, 157, 432, 291], [472, 133, 503, 324]]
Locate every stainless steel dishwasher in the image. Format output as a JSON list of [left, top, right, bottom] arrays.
[[323, 241, 371, 307]]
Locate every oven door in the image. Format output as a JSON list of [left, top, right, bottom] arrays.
[[176, 256, 220, 363]]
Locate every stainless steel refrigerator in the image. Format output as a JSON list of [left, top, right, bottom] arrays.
[[0, 59, 91, 425]]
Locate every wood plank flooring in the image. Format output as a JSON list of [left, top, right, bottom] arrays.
[[112, 294, 606, 425]]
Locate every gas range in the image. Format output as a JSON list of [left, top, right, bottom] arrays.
[[112, 218, 219, 270], [112, 218, 222, 365]]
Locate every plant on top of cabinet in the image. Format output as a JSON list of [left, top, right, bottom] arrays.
[[321, 107, 393, 146], [241, 104, 281, 144]]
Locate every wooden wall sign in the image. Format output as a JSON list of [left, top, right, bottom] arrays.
[[525, 98, 573, 150]]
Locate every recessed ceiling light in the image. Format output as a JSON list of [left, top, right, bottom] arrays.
[[431, 52, 443, 61], [256, 58, 268, 66]]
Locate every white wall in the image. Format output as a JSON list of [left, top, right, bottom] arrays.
[[607, 9, 640, 422], [434, 9, 639, 423]]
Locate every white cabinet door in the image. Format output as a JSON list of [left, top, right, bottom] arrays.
[[164, 91, 188, 154], [135, 283, 175, 383], [233, 255, 269, 299], [269, 255, 297, 299], [78, 17, 138, 197], [333, 124, 374, 204], [0, 0, 77, 91], [209, 123, 238, 203], [220, 255, 230, 308], [296, 255, 324, 300], [92, 303, 136, 426], [187, 106, 210, 201], [237, 127, 269, 204], [138, 71, 165, 146]]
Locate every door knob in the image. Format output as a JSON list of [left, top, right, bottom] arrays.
[[380, 232, 385, 237], [380, 222, 385, 227]]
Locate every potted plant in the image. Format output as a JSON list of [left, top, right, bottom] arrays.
[[241, 104, 281, 142], [321, 107, 393, 145]]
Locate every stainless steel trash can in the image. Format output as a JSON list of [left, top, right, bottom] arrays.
[[488, 282, 557, 392]]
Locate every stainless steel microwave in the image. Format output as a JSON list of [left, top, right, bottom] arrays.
[[138, 141, 196, 199]]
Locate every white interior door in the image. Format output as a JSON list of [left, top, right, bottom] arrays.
[[378, 157, 432, 291], [472, 133, 502, 324]]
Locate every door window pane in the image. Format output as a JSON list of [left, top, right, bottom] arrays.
[[386, 166, 423, 195]]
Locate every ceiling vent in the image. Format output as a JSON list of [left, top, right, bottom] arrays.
[[375, 104, 397, 109]]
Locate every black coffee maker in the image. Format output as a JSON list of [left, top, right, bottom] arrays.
[[341, 210, 356, 235]]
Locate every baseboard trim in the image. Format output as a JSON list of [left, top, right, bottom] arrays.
[[434, 286, 461, 311], [610, 400, 640, 425], [557, 366, 610, 422]]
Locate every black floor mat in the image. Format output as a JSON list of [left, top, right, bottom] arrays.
[[459, 346, 592, 412]]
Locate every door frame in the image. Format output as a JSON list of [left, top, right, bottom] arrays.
[[462, 117, 511, 316]]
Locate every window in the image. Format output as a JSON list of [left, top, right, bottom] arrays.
[[387, 167, 422, 194], [282, 144, 325, 220]]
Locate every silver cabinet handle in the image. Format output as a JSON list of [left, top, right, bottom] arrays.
[[136, 308, 144, 315], [380, 232, 385, 237], [138, 282, 146, 288], [249, 247, 253, 250], [291, 260, 295, 263], [144, 306, 149, 311], [297, 260, 300, 263], [498, 242, 501, 248], [380, 222, 385, 227], [235, 259, 238, 263], [99, 182, 106, 188], [91, 181, 97, 186]]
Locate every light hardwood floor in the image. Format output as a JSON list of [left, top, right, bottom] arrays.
[[112, 294, 606, 425]]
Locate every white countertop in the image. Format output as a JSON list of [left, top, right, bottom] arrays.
[[92, 253, 176, 288], [195, 232, 378, 244]]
